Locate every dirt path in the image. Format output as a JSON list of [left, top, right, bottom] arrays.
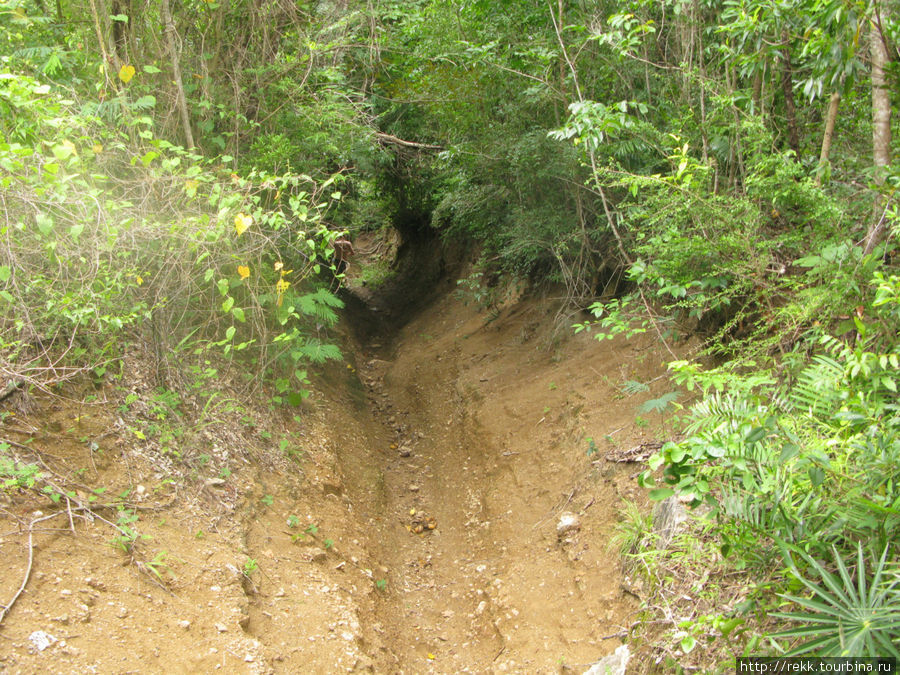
[[332, 276, 675, 673]]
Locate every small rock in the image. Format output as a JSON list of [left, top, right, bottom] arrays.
[[408, 484, 419, 492], [205, 478, 227, 488], [59, 589, 72, 597], [116, 606, 129, 619], [309, 548, 328, 564], [475, 601, 487, 616], [652, 497, 687, 549], [29, 630, 57, 652], [441, 610, 454, 619], [215, 622, 228, 633], [179, 620, 191, 630], [353, 655, 375, 672], [322, 481, 343, 497], [52, 614, 69, 624], [398, 446, 412, 457], [244, 654, 255, 663], [85, 577, 106, 591], [275, 588, 286, 598], [556, 512, 581, 537], [583, 644, 631, 675]]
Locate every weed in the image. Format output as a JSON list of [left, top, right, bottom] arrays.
[[324, 538, 334, 549], [110, 508, 146, 552], [375, 578, 387, 591], [287, 515, 301, 528], [608, 500, 653, 557], [243, 558, 259, 576], [260, 494, 274, 507], [144, 550, 174, 580]]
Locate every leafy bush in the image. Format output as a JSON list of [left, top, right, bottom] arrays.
[[0, 72, 344, 401]]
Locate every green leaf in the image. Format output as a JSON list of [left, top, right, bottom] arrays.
[[140, 151, 159, 166], [0, 265, 10, 283], [225, 326, 236, 340], [286, 391, 308, 406], [744, 427, 767, 444], [222, 296, 234, 313], [232, 307, 246, 323], [649, 488, 675, 500]]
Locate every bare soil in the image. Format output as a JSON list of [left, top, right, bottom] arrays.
[[0, 242, 678, 674]]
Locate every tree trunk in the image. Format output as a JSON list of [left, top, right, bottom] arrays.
[[864, 14, 892, 255], [780, 29, 801, 159], [160, 0, 195, 149], [88, 0, 113, 86], [815, 91, 841, 187], [695, 0, 708, 165]]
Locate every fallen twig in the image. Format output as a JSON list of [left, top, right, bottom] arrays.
[[0, 512, 61, 627]]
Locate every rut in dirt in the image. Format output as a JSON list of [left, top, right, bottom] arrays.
[[332, 226, 640, 673]]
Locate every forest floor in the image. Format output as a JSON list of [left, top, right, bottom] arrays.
[[0, 236, 684, 674]]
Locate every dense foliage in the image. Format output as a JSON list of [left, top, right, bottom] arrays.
[[1, 0, 898, 665]]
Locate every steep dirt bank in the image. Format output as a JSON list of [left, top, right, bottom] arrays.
[[0, 232, 678, 674]]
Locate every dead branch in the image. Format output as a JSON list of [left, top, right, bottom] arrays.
[[374, 132, 443, 151]]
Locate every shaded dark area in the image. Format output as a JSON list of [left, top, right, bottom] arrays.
[[338, 219, 466, 346]]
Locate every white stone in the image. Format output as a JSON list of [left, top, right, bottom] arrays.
[[583, 644, 631, 675], [29, 630, 57, 652], [557, 512, 581, 537]]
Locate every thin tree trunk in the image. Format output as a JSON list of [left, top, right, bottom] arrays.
[[864, 13, 892, 255], [695, 0, 708, 165], [780, 29, 801, 159], [160, 0, 195, 149], [815, 91, 841, 187], [88, 0, 113, 86], [751, 70, 762, 115], [96, 0, 121, 72]]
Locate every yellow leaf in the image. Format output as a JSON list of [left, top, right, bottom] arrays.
[[136, 275, 143, 286], [118, 64, 136, 83], [276, 278, 290, 295], [92, 143, 103, 154], [274, 261, 284, 272], [237, 265, 250, 280], [234, 212, 252, 236], [427, 653, 435, 660]]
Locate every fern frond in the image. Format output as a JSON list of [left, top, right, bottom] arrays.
[[296, 339, 342, 363], [621, 379, 650, 395], [297, 289, 343, 325]]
